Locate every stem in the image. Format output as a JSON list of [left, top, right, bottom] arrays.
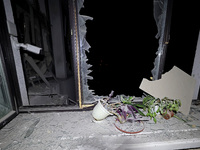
[[110, 102, 121, 106], [173, 114, 187, 123]]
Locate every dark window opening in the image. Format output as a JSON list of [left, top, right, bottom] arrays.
[[80, 0, 200, 97], [164, 1, 200, 75], [80, 0, 158, 96]]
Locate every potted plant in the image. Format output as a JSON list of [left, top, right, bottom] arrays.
[[143, 95, 160, 123], [92, 91, 146, 123], [109, 95, 146, 124], [158, 97, 181, 120], [143, 95, 182, 123], [99, 94, 147, 134], [92, 91, 115, 121]]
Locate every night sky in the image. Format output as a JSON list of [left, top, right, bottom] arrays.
[[80, 1, 200, 96]]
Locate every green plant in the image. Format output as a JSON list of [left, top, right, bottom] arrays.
[[143, 95, 181, 123], [120, 96, 145, 117], [158, 97, 181, 114], [143, 95, 159, 123], [101, 92, 146, 124]]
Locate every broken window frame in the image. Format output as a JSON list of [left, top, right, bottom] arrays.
[[152, 0, 173, 80], [0, 0, 19, 128], [70, 0, 173, 108], [68, 0, 83, 107]]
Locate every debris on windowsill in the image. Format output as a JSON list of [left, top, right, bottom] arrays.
[[91, 90, 196, 134], [91, 66, 198, 134]]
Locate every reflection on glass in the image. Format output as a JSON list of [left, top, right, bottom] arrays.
[[0, 55, 12, 119]]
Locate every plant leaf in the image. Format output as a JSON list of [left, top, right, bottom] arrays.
[[127, 105, 136, 119], [131, 105, 145, 116], [146, 113, 150, 116], [153, 117, 157, 123], [128, 105, 138, 113], [133, 104, 145, 108], [122, 109, 127, 120]]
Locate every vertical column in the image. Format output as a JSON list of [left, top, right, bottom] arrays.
[[3, 0, 29, 106], [48, 0, 67, 79]]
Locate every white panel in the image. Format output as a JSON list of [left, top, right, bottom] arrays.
[[192, 31, 200, 99]]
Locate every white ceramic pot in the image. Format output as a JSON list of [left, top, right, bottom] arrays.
[[151, 105, 159, 114], [92, 100, 113, 121]]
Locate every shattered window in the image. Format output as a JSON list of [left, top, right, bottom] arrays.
[[154, 0, 165, 39], [77, 0, 158, 103], [151, 0, 172, 80]]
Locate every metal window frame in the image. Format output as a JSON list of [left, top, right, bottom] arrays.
[[0, 0, 19, 128], [69, 0, 174, 108]]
